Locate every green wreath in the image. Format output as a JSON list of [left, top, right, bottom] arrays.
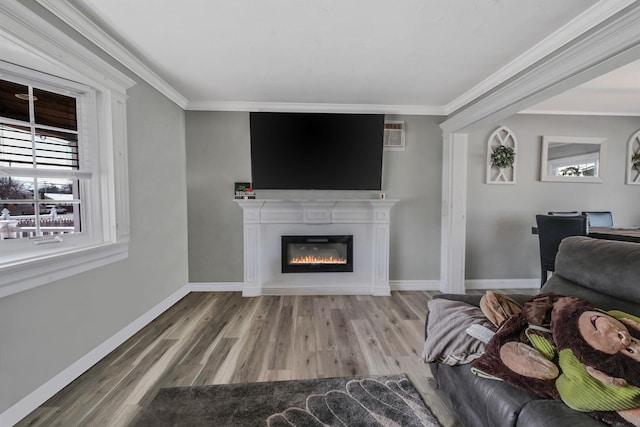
[[490, 145, 516, 169], [561, 166, 581, 176], [632, 153, 640, 171]]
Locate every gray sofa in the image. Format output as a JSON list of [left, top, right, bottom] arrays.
[[427, 236, 640, 427]]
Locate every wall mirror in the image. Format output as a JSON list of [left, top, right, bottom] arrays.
[[540, 136, 606, 183]]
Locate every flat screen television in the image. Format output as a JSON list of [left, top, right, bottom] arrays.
[[250, 112, 384, 190]]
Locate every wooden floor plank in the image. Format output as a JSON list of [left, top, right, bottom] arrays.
[[394, 290, 430, 320], [315, 350, 344, 378], [267, 304, 293, 370], [110, 293, 213, 368], [80, 339, 177, 425], [175, 292, 243, 366], [219, 295, 261, 338], [12, 407, 59, 427], [191, 337, 237, 386], [330, 308, 368, 377], [312, 296, 337, 351], [161, 292, 218, 341], [227, 297, 278, 383], [350, 319, 396, 376], [290, 314, 318, 380], [293, 294, 315, 318], [358, 299, 408, 357]]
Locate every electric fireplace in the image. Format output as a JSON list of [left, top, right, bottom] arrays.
[[282, 235, 353, 273]]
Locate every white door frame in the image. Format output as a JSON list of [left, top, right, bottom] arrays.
[[438, 3, 640, 293]]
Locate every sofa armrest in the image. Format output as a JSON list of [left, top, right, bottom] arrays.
[[432, 293, 482, 306], [426, 294, 481, 340], [426, 293, 534, 339], [433, 293, 534, 307]]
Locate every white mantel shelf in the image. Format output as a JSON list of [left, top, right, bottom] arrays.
[[234, 199, 398, 296]]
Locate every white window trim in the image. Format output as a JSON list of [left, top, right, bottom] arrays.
[[0, 2, 134, 298]]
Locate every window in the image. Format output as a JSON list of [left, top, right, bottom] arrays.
[[0, 77, 87, 241], [0, 0, 134, 298]]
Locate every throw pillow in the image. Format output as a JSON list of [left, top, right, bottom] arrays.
[[422, 299, 496, 365]]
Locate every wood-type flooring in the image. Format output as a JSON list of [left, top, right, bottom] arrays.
[[16, 290, 518, 427]]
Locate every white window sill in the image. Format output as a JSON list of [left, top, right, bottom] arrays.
[[0, 240, 128, 298]]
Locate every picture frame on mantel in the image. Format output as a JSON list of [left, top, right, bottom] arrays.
[[486, 126, 517, 185], [234, 182, 255, 199]]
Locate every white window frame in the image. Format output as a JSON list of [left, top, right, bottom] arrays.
[[0, 3, 134, 298]]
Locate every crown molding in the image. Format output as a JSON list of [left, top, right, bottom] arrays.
[[29, 0, 445, 116], [34, 0, 635, 117], [186, 100, 446, 115], [0, 2, 135, 93], [519, 109, 640, 116], [444, 0, 636, 115], [441, 2, 640, 133], [36, 0, 188, 109]]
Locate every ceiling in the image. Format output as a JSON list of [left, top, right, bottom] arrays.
[[32, 1, 640, 115]]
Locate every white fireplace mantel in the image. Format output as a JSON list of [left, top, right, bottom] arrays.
[[234, 199, 398, 296]]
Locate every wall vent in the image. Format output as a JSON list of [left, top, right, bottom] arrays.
[[383, 121, 405, 151]]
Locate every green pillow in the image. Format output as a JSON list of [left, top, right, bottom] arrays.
[[556, 348, 640, 412]]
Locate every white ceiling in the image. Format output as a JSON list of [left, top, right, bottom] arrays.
[[523, 59, 640, 116], [37, 0, 640, 115]]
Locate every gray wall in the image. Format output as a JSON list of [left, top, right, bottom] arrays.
[[186, 112, 250, 282], [0, 3, 189, 413], [466, 114, 640, 280], [385, 115, 443, 280], [185, 113, 444, 283]]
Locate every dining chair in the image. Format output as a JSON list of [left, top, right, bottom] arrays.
[[581, 211, 614, 228], [535, 214, 588, 287], [547, 211, 580, 216]]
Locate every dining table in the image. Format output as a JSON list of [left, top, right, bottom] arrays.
[[586, 226, 640, 243], [530, 225, 640, 243]]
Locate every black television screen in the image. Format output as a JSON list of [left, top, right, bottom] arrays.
[[250, 112, 384, 190]]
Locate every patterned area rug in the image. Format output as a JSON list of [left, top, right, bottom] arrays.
[[133, 374, 441, 426]]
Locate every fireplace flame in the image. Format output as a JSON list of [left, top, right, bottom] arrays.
[[289, 255, 347, 265]]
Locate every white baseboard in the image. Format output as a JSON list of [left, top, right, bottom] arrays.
[[465, 278, 539, 290], [191, 282, 395, 296], [0, 285, 190, 427], [390, 280, 441, 291], [191, 281, 444, 294], [188, 279, 536, 293], [259, 284, 381, 296], [187, 282, 244, 292]]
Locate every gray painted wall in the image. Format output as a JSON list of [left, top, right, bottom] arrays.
[[185, 113, 444, 283], [186, 112, 250, 282], [0, 3, 189, 413], [385, 115, 443, 281], [466, 114, 640, 280]]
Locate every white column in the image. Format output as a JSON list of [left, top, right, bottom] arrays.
[[237, 200, 263, 296], [440, 132, 467, 294], [371, 200, 394, 295]]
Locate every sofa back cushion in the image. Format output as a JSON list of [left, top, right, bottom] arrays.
[[543, 275, 640, 317], [544, 236, 640, 308]]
